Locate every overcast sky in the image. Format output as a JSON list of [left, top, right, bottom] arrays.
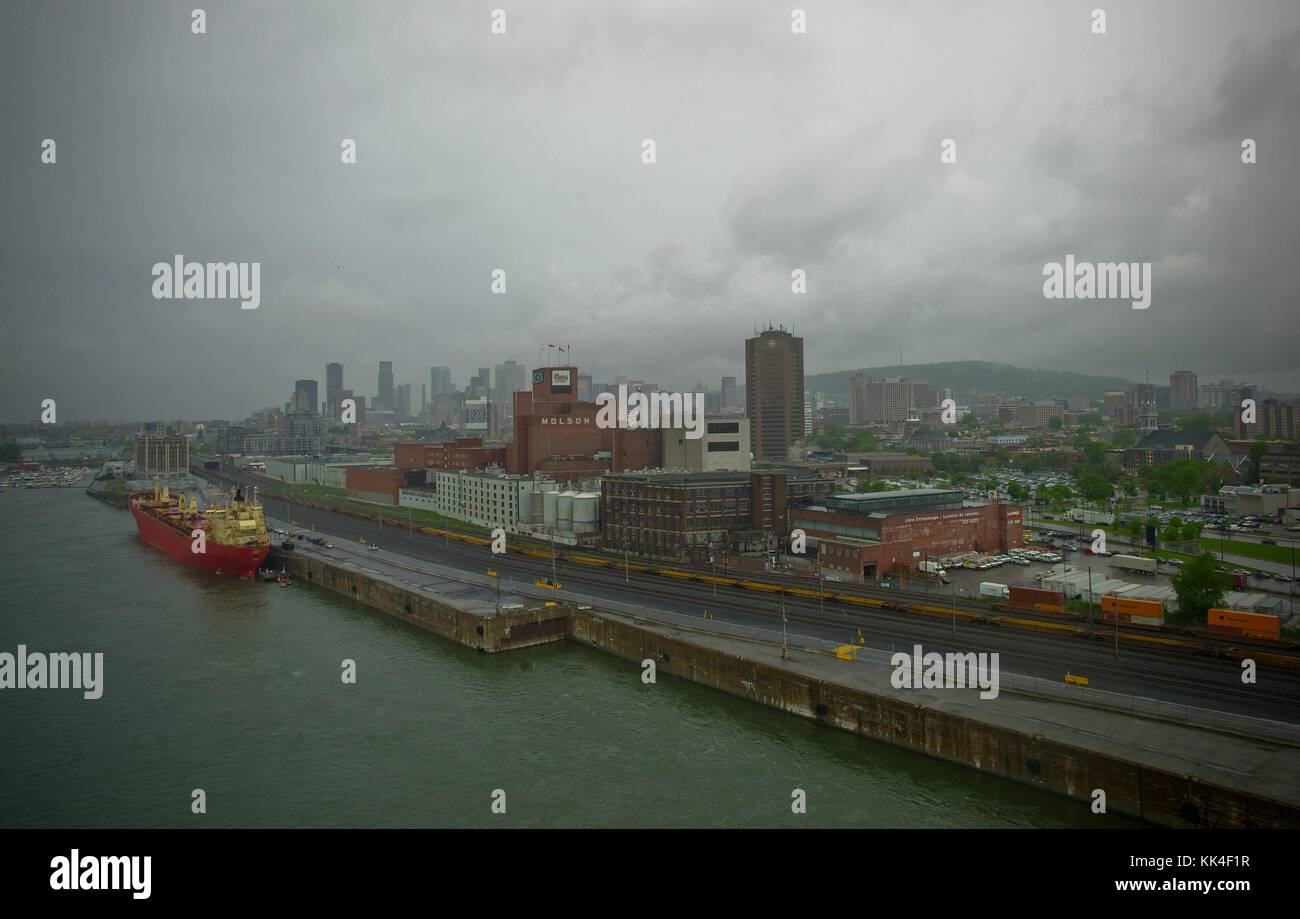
[[3, 0, 1298, 422]]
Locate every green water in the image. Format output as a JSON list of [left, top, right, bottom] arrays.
[[0, 488, 1134, 827]]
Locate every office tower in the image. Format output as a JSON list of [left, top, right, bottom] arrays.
[[430, 366, 452, 397], [495, 361, 527, 400], [396, 383, 412, 416], [378, 361, 394, 411], [745, 324, 804, 461], [293, 379, 319, 415], [721, 376, 738, 412], [326, 363, 344, 418]]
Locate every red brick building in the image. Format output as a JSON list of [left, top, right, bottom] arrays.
[[602, 468, 835, 561], [345, 467, 419, 505], [394, 438, 507, 476], [508, 366, 661, 480], [791, 489, 1022, 583]]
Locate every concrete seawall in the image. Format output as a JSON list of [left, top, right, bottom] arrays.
[[85, 485, 129, 509], [272, 547, 1300, 828], [274, 549, 569, 653]]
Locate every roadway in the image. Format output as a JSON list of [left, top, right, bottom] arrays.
[[222, 476, 1300, 725]]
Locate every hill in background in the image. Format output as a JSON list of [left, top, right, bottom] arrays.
[[803, 361, 1133, 402]]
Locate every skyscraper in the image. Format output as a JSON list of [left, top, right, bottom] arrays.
[[430, 366, 452, 397], [326, 363, 344, 418], [293, 379, 319, 415], [721, 376, 738, 412], [1170, 370, 1198, 411], [745, 325, 804, 461], [494, 360, 528, 426], [378, 361, 394, 411], [396, 383, 412, 416]]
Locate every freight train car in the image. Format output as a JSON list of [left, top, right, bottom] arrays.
[[1099, 595, 1165, 626], [1008, 584, 1065, 614], [1207, 608, 1281, 640]]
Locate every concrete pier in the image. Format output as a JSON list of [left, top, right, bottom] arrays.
[[270, 538, 1300, 828]]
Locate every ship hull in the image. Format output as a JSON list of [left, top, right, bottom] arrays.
[[130, 502, 269, 578]]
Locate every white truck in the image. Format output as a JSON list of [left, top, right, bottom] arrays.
[[1112, 553, 1157, 575], [979, 581, 1010, 600], [1068, 507, 1115, 525]]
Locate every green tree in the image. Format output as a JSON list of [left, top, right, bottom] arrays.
[[0, 442, 21, 463], [1076, 471, 1112, 504], [1048, 417, 1064, 430], [1247, 441, 1270, 484], [1006, 481, 1029, 502], [1169, 553, 1230, 625], [1112, 429, 1137, 448]]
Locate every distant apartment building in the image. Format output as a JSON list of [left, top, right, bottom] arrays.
[[997, 400, 1066, 429], [1170, 370, 1198, 411], [745, 326, 805, 461], [848, 374, 934, 424], [1199, 379, 1248, 410], [134, 433, 189, 475], [663, 417, 751, 472], [1237, 398, 1298, 441]]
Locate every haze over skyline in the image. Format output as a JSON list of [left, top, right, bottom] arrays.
[[4, 0, 1299, 422]]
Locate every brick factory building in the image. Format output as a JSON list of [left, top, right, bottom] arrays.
[[344, 467, 422, 505], [508, 366, 661, 480], [394, 438, 507, 479], [791, 489, 1023, 584], [602, 468, 834, 561]]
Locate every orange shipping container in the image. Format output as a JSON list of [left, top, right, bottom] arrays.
[[1207, 608, 1280, 641], [1101, 595, 1165, 621]]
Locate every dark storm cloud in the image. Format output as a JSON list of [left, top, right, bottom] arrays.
[[1, 0, 1298, 422]]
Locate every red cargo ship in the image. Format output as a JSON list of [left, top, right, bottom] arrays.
[[130, 478, 270, 578]]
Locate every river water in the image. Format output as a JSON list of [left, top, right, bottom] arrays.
[[0, 487, 1134, 827]]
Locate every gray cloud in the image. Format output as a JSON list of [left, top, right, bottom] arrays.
[[2, 0, 1298, 422]]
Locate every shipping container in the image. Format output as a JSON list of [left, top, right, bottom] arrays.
[[1112, 554, 1157, 574], [979, 582, 1009, 600], [1207, 608, 1280, 640], [1010, 584, 1061, 604], [1100, 595, 1166, 620]]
